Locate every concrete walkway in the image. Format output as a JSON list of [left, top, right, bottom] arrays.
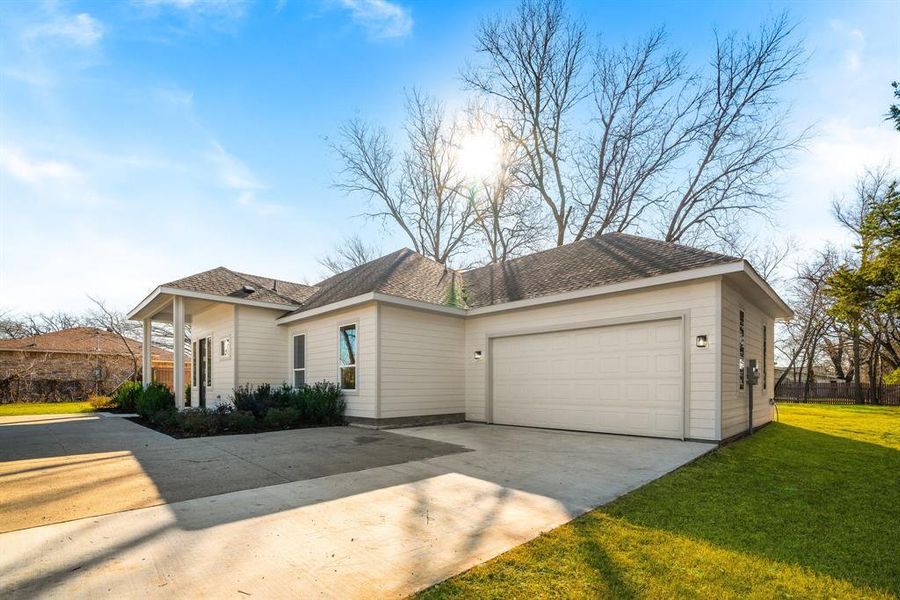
[[0, 418, 712, 598]]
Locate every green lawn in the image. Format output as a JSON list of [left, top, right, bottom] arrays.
[[419, 404, 900, 599], [0, 401, 95, 416]]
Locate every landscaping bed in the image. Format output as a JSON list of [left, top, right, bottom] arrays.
[[126, 381, 346, 438]]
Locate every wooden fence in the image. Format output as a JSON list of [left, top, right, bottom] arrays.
[[151, 364, 192, 392], [774, 381, 900, 406]]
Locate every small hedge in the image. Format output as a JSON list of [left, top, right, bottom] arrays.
[[110, 380, 143, 412], [136, 382, 176, 417], [134, 381, 345, 438]]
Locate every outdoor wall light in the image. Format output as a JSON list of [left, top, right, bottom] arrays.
[[696, 335, 709, 348], [474, 350, 483, 360]]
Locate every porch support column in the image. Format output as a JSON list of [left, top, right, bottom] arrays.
[[142, 319, 152, 388], [173, 296, 186, 409]]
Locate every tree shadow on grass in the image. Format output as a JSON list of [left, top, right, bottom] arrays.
[[602, 423, 900, 597]]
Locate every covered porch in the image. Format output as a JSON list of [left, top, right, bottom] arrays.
[[128, 292, 218, 409]]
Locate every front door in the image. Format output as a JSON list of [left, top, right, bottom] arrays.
[[198, 337, 210, 408]]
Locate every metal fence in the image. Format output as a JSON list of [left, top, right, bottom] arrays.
[[774, 381, 900, 406]]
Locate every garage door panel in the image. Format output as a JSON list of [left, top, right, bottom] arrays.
[[492, 319, 683, 439]]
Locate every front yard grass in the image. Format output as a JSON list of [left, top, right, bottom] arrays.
[[0, 401, 95, 416], [418, 404, 900, 599]]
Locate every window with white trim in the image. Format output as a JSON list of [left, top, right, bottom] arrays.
[[292, 334, 306, 388], [339, 324, 357, 391], [739, 310, 745, 390], [763, 323, 768, 390]]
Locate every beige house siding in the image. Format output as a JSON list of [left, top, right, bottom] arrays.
[[378, 304, 466, 419], [720, 280, 775, 439], [464, 279, 721, 440], [190, 303, 235, 407], [286, 303, 378, 419], [235, 306, 289, 389]]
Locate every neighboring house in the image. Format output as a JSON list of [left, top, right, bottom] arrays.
[[128, 233, 793, 442], [0, 327, 181, 401]]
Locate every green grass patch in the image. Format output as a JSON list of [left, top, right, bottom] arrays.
[[419, 404, 900, 599], [0, 402, 95, 416]]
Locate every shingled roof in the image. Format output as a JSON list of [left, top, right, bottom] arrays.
[[157, 234, 741, 316], [284, 249, 458, 315], [162, 267, 316, 306], [460, 233, 740, 308], [0, 327, 174, 360]]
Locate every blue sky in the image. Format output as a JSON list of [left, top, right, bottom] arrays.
[[1, 0, 898, 314]]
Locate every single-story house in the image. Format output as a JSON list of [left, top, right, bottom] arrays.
[[127, 233, 792, 442], [0, 327, 182, 401]]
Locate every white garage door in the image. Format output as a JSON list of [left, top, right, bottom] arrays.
[[491, 319, 684, 438]]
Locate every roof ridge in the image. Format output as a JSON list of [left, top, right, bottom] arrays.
[[224, 268, 304, 306], [604, 232, 742, 261]]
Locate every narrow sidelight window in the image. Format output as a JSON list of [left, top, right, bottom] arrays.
[[763, 324, 768, 390], [739, 310, 745, 390], [192, 341, 198, 387], [293, 334, 306, 387], [339, 324, 357, 390]]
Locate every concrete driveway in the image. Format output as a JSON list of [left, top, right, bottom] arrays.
[[0, 413, 712, 598]]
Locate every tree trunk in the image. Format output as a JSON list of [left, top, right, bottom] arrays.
[[852, 322, 864, 404]]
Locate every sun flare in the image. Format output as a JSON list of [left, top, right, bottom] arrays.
[[458, 128, 503, 183]]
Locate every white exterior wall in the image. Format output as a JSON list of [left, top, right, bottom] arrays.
[[464, 279, 721, 440], [378, 305, 466, 419], [235, 306, 289, 389], [286, 304, 378, 420], [721, 280, 775, 439], [190, 303, 235, 407]]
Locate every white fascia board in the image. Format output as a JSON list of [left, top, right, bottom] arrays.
[[371, 293, 467, 316], [275, 293, 376, 325], [740, 261, 794, 319], [127, 286, 297, 321], [127, 286, 164, 320], [466, 261, 746, 316]]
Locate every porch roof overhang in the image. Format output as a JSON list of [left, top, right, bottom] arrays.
[[127, 286, 298, 322]]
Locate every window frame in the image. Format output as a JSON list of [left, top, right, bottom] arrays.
[[738, 309, 745, 390], [205, 335, 212, 387], [292, 333, 307, 388], [762, 323, 768, 390], [337, 322, 359, 392], [192, 340, 198, 387]]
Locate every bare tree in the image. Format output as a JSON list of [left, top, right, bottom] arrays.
[[720, 232, 798, 283], [464, 105, 548, 263], [463, 0, 586, 246], [775, 248, 838, 395], [662, 14, 806, 245], [318, 235, 381, 276], [575, 30, 702, 239], [334, 90, 475, 265], [464, 1, 805, 252]]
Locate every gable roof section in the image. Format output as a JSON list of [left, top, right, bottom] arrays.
[[0, 327, 174, 360], [149, 234, 778, 322], [286, 249, 457, 315], [461, 233, 740, 308], [162, 267, 316, 306]]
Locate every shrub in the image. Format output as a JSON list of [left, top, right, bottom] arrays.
[[150, 408, 178, 429], [176, 408, 221, 436], [111, 380, 143, 412], [305, 381, 345, 426], [222, 410, 256, 432], [233, 383, 276, 417], [263, 406, 301, 429], [89, 395, 115, 409], [136, 382, 175, 417]]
